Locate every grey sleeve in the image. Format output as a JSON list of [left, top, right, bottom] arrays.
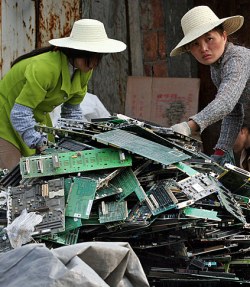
[[61, 103, 83, 120], [215, 102, 244, 151], [10, 103, 47, 148]]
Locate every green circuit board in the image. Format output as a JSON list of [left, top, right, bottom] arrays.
[[65, 177, 97, 219], [98, 200, 128, 223], [64, 216, 83, 231], [93, 129, 190, 165], [20, 148, 132, 178], [41, 228, 79, 245], [113, 167, 147, 202]]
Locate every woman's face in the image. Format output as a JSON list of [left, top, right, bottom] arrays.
[[188, 30, 227, 65], [73, 55, 101, 72]]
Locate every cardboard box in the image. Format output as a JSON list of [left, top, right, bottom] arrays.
[[125, 76, 200, 127]]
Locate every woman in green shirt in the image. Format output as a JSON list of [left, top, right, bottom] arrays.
[[0, 19, 126, 170]]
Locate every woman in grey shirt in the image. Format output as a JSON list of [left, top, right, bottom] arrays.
[[170, 5, 250, 165]]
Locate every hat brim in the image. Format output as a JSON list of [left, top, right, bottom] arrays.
[[170, 15, 244, 57], [49, 37, 127, 53]]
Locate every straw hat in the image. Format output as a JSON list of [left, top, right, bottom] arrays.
[[49, 19, 126, 53], [170, 6, 244, 57]]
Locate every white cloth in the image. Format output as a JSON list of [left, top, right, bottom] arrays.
[[50, 92, 111, 126]]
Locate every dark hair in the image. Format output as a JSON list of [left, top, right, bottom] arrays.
[[59, 48, 104, 68], [11, 46, 54, 67], [11, 46, 104, 68], [212, 24, 224, 35], [214, 24, 238, 44]]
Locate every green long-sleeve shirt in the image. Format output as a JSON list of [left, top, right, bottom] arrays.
[[0, 50, 92, 156]]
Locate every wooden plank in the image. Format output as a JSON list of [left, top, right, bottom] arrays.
[[127, 0, 143, 76], [82, 0, 128, 114]]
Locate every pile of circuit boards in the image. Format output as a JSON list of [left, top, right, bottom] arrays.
[[1, 116, 250, 286]]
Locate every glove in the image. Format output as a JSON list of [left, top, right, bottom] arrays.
[[210, 149, 235, 166], [171, 122, 191, 137], [10, 103, 48, 150], [35, 137, 48, 154]]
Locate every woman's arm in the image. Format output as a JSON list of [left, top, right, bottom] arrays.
[[10, 103, 47, 151]]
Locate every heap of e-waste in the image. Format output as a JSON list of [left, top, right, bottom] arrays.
[[1, 115, 250, 286]]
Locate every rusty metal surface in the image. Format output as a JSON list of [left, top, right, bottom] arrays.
[[0, 0, 81, 77], [37, 0, 81, 47], [0, 0, 35, 77]]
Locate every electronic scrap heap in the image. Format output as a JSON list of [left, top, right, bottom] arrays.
[[1, 115, 250, 286]]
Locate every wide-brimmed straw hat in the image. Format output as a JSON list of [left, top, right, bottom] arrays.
[[49, 19, 126, 53], [170, 6, 244, 57]]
